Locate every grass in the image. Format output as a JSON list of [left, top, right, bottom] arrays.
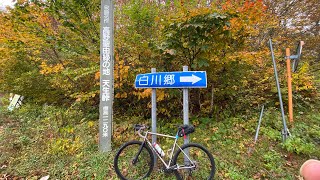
[[0, 99, 319, 179]]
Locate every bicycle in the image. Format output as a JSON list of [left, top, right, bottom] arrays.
[[114, 124, 216, 180]]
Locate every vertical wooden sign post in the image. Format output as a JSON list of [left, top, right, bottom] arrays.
[[286, 41, 304, 124], [286, 48, 293, 123], [99, 0, 114, 152]]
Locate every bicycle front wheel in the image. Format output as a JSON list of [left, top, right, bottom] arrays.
[[172, 143, 215, 180], [114, 140, 154, 180]]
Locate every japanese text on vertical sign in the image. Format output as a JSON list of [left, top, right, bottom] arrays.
[[103, 5, 109, 23], [101, 4, 112, 139], [102, 105, 109, 137], [102, 4, 111, 103]]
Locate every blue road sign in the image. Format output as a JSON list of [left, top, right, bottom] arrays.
[[135, 71, 207, 88]]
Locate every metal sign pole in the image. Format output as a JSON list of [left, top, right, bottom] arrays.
[[151, 68, 157, 145], [254, 105, 264, 143], [99, 0, 114, 152], [268, 39, 289, 142], [151, 68, 157, 165], [183, 66, 189, 144], [248, 105, 265, 155], [183, 66, 190, 164]]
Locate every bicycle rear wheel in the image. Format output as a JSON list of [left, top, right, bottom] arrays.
[[172, 143, 215, 180], [114, 140, 154, 180]]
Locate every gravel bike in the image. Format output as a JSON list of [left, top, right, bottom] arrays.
[[114, 124, 216, 180]]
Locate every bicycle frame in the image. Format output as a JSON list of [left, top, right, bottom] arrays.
[[136, 129, 196, 171]]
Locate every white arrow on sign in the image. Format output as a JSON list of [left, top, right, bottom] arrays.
[[180, 74, 202, 84]]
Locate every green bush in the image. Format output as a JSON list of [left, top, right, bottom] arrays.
[[281, 113, 320, 157], [282, 136, 316, 155]]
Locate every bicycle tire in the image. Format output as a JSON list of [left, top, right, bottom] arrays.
[[114, 140, 154, 180], [172, 143, 215, 180]]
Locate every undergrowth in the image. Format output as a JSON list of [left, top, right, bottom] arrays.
[[0, 100, 319, 179]]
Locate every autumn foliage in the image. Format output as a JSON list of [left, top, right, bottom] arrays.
[[0, 0, 318, 118], [0, 1, 319, 179]]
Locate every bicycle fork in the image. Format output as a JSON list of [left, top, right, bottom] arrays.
[[132, 141, 147, 165]]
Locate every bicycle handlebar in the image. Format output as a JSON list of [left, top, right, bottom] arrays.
[[134, 124, 148, 138]]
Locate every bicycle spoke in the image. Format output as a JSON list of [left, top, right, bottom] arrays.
[[173, 143, 215, 180], [114, 141, 154, 180]]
